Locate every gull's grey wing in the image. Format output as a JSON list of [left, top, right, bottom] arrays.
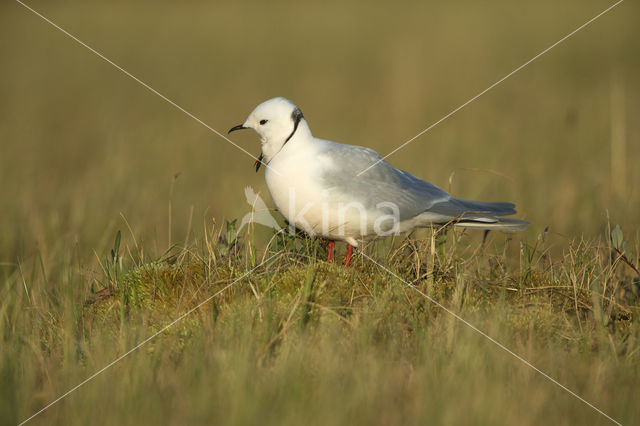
[[317, 140, 522, 223], [317, 141, 452, 220]]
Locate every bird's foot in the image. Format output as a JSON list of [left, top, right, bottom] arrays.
[[326, 240, 335, 263], [345, 244, 354, 268]]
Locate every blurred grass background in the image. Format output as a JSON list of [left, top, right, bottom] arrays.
[[1, 0, 638, 262], [2, 0, 640, 424]]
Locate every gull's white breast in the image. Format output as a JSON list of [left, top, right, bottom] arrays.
[[265, 138, 381, 246]]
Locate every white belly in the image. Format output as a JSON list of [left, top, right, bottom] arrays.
[[265, 145, 393, 246]]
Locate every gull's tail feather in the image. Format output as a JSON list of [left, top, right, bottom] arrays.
[[427, 197, 529, 231], [454, 199, 517, 217], [453, 217, 530, 231]]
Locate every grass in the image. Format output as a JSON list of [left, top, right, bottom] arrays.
[[2, 223, 640, 425], [2, 0, 640, 424]]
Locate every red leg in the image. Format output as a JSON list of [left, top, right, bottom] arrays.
[[326, 240, 335, 263], [345, 244, 354, 268]]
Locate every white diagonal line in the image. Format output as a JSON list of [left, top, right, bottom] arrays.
[[18, 253, 281, 426], [357, 0, 624, 176], [15, 0, 279, 175], [358, 250, 622, 425]]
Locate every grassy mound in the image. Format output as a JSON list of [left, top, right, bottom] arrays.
[[3, 225, 633, 424]]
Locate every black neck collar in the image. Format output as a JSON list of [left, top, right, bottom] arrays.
[[284, 107, 304, 144]]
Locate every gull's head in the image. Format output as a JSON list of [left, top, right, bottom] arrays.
[[229, 97, 309, 170]]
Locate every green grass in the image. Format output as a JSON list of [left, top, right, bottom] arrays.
[[2, 0, 640, 424], [3, 224, 640, 425]]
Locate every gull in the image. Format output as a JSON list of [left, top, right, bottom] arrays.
[[229, 97, 529, 267]]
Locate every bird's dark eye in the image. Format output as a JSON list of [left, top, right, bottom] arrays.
[[259, 119, 268, 125]]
